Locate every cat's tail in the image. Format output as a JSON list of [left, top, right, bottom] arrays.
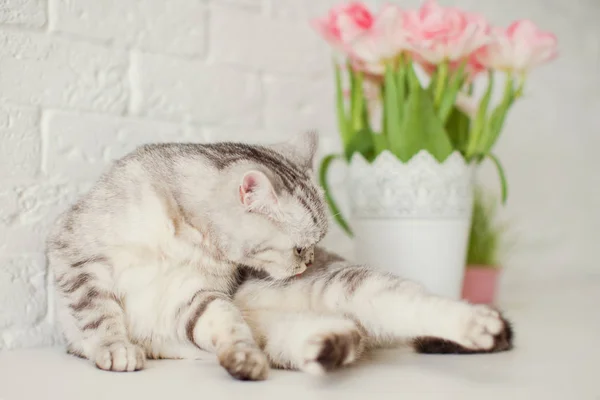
[[412, 312, 514, 354]]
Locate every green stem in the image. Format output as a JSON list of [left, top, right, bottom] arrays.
[[396, 56, 406, 124], [480, 74, 516, 154], [334, 62, 350, 159], [487, 153, 509, 204], [466, 71, 494, 159], [434, 61, 449, 108], [350, 69, 365, 132], [514, 74, 525, 99], [318, 154, 353, 236], [438, 60, 466, 124], [384, 62, 402, 158]]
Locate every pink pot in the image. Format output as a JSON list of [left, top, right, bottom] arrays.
[[461, 266, 501, 304]]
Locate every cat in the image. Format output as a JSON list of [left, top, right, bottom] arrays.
[[46, 131, 512, 380]]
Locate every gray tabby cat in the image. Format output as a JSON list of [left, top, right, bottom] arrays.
[[46, 132, 512, 380]]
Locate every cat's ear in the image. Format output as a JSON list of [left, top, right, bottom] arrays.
[[239, 170, 279, 215], [272, 131, 318, 171]]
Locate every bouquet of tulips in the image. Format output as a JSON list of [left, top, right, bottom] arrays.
[[313, 1, 557, 233]]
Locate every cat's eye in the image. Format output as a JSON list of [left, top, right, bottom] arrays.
[[294, 247, 303, 256]]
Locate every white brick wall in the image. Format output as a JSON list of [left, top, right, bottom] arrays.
[[0, 0, 598, 349], [51, 0, 207, 56], [0, 31, 129, 113], [0, 0, 46, 27], [0, 105, 41, 181], [131, 52, 263, 125]]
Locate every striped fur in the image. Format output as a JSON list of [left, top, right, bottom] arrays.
[[47, 132, 512, 380]]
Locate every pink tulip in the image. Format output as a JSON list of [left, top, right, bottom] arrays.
[[476, 20, 558, 72], [312, 2, 374, 52], [462, 51, 487, 80], [347, 4, 412, 75], [404, 0, 490, 64]]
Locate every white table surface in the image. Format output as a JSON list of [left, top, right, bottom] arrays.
[[1, 278, 598, 400]]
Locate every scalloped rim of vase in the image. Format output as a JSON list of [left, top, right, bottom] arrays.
[[347, 149, 475, 219], [349, 149, 472, 170]]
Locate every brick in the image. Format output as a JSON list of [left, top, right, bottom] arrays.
[[209, 0, 262, 11], [203, 127, 287, 145], [0, 179, 85, 255], [50, 0, 207, 57], [0, 320, 60, 350], [131, 52, 262, 126], [0, 30, 128, 113], [0, 217, 54, 257], [0, 255, 47, 332], [44, 110, 185, 181], [0, 180, 81, 226], [0, 0, 46, 27], [268, 0, 392, 21], [268, 0, 343, 20], [0, 105, 41, 182], [268, 0, 389, 21], [209, 5, 329, 75], [264, 76, 338, 136]]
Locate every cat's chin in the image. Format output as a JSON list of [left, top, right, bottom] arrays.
[[264, 265, 307, 281]]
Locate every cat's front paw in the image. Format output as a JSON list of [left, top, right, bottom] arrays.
[[94, 340, 145, 372], [413, 305, 514, 354], [300, 329, 364, 375], [460, 305, 507, 350], [218, 342, 269, 381]]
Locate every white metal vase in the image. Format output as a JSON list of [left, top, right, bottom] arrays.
[[347, 150, 474, 299]]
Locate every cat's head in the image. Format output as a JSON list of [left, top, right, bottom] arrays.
[[220, 132, 329, 279]]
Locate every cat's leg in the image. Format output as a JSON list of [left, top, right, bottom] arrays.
[[175, 289, 269, 381], [235, 247, 513, 353], [241, 309, 365, 374], [52, 258, 145, 372], [320, 266, 513, 353]]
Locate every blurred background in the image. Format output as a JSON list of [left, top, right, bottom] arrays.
[[0, 0, 598, 349]]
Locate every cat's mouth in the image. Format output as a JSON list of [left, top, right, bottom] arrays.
[[294, 262, 312, 277]]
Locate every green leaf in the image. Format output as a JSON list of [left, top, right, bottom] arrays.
[[334, 63, 350, 157], [384, 63, 403, 157], [395, 64, 454, 162], [445, 106, 471, 152], [480, 76, 515, 154], [350, 69, 365, 132], [438, 61, 466, 124], [433, 61, 449, 108], [318, 154, 353, 236], [360, 93, 371, 133], [407, 63, 421, 93], [486, 152, 508, 204], [466, 71, 494, 159], [373, 133, 388, 157], [347, 128, 375, 162], [395, 63, 407, 124], [481, 106, 509, 155]]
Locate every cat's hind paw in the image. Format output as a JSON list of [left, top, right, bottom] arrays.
[[94, 340, 145, 372], [300, 329, 364, 375]]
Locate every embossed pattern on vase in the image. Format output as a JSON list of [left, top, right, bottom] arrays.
[[348, 150, 475, 219]]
